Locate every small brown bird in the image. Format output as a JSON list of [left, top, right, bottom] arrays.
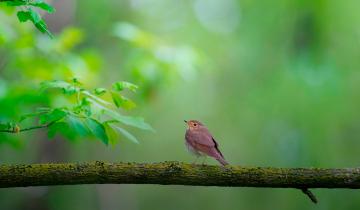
[[184, 120, 228, 166]]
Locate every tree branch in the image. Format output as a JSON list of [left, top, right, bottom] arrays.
[[0, 122, 55, 133], [0, 161, 359, 203], [0, 125, 46, 133]]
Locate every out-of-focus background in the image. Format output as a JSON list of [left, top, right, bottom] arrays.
[[1, 0, 360, 209]]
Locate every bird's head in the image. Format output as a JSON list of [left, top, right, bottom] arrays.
[[184, 120, 204, 130]]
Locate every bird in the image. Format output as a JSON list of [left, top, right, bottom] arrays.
[[184, 120, 228, 166]]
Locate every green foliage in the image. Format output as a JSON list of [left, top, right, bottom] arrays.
[[40, 80, 79, 95], [2, 0, 55, 37], [20, 78, 153, 144], [66, 115, 89, 137], [112, 81, 138, 92], [103, 122, 119, 145], [39, 108, 67, 124], [112, 125, 139, 144], [111, 81, 138, 109], [47, 121, 67, 138], [103, 109, 154, 131], [110, 91, 136, 110], [84, 118, 108, 145], [0, 75, 152, 145], [0, 122, 13, 130], [94, 88, 107, 96], [28, 1, 55, 13]]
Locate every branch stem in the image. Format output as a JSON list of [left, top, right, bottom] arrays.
[[0, 162, 359, 188], [0, 122, 55, 133]]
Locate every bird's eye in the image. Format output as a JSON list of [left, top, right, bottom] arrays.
[[193, 123, 197, 126]]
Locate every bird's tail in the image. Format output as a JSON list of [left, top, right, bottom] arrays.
[[216, 157, 229, 166]]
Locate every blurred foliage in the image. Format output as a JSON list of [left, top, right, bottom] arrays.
[[113, 22, 206, 100]]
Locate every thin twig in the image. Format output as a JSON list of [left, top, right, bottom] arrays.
[[0, 121, 55, 133]]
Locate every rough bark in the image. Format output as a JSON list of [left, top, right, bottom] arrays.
[[0, 161, 359, 189]]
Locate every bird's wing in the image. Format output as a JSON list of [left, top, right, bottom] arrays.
[[191, 128, 216, 147], [211, 137, 224, 158], [194, 132, 225, 159]]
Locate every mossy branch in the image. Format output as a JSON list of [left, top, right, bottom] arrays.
[[1, 161, 360, 203], [2, 161, 359, 189], [1, 161, 359, 188]]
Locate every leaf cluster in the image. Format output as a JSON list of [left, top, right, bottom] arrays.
[[1, 79, 153, 146], [3, 0, 55, 37]]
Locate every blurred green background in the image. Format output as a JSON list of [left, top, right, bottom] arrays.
[[1, 0, 360, 209]]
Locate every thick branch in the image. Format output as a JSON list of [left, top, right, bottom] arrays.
[[0, 161, 359, 189]]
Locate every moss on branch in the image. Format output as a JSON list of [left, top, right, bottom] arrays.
[[0, 161, 359, 189]]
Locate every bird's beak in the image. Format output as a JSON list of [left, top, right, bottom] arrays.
[[184, 120, 188, 123]]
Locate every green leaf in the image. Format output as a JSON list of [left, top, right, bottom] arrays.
[[39, 108, 67, 124], [27, 8, 53, 38], [104, 109, 154, 131], [122, 98, 136, 110], [84, 118, 108, 145], [94, 88, 107, 96], [79, 97, 92, 116], [17, 11, 32, 22], [72, 78, 82, 86], [40, 80, 71, 91], [36, 107, 52, 112], [1, 122, 17, 132], [34, 19, 53, 38], [0, 122, 11, 130], [82, 90, 111, 105], [48, 121, 76, 140], [6, 0, 27, 7], [40, 80, 78, 95], [63, 86, 78, 95], [29, 1, 56, 13], [19, 111, 48, 122], [104, 123, 118, 146], [112, 81, 138, 92], [28, 8, 41, 23], [11, 3, 54, 38], [20, 113, 39, 122], [110, 91, 136, 109], [48, 121, 67, 139], [110, 91, 122, 108], [113, 126, 139, 144], [66, 115, 89, 137]]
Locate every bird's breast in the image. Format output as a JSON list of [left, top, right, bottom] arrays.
[[185, 141, 201, 156]]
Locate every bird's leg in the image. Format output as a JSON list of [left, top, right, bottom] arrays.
[[192, 156, 200, 165], [201, 156, 207, 165]]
